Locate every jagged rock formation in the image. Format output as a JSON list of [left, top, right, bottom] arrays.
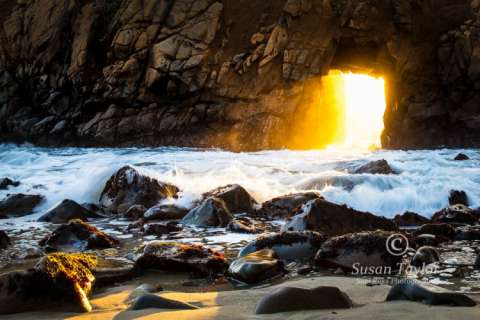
[[1, 0, 479, 150]]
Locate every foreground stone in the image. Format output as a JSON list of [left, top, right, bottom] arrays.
[[0, 178, 20, 190], [0, 230, 10, 249], [431, 204, 478, 225], [238, 231, 327, 261], [135, 242, 228, 277], [39, 219, 119, 251], [283, 198, 397, 236], [255, 286, 353, 314], [131, 293, 199, 311], [182, 197, 233, 227], [0, 194, 44, 218], [315, 231, 403, 270], [228, 249, 284, 284], [257, 192, 322, 218], [38, 199, 99, 223], [393, 212, 430, 227], [353, 159, 396, 175], [100, 166, 179, 214], [411, 247, 440, 267], [386, 282, 476, 307], [204, 184, 257, 213], [143, 204, 188, 221]]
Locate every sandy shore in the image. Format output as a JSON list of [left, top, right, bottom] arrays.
[[1, 275, 478, 320]]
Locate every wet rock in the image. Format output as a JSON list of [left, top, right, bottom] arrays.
[[315, 231, 403, 270], [39, 219, 119, 251], [100, 166, 179, 214], [131, 293, 199, 311], [94, 257, 137, 285], [182, 197, 233, 227], [0, 194, 44, 218], [411, 246, 440, 267], [431, 204, 478, 225], [475, 255, 480, 268], [124, 205, 147, 220], [38, 199, 99, 223], [0, 178, 20, 190], [144, 204, 188, 221], [255, 286, 353, 314], [226, 217, 259, 233], [257, 192, 322, 218], [393, 211, 429, 227], [0, 230, 10, 249], [386, 282, 476, 306], [454, 153, 470, 161], [204, 184, 257, 213], [283, 198, 397, 236], [455, 225, 480, 241], [239, 231, 327, 261], [297, 266, 313, 275], [228, 249, 285, 284], [144, 222, 182, 236], [415, 223, 456, 240], [414, 234, 447, 247], [449, 190, 469, 206], [135, 241, 228, 277], [353, 159, 396, 175]]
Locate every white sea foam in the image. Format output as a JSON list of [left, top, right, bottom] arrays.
[[0, 144, 479, 226]]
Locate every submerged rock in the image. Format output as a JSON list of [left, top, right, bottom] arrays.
[[144, 222, 182, 236], [0, 178, 20, 190], [431, 204, 478, 225], [315, 231, 403, 270], [135, 241, 228, 277], [124, 205, 147, 220], [39, 219, 119, 251], [393, 211, 429, 227], [411, 246, 440, 267], [182, 197, 233, 227], [282, 198, 397, 236], [386, 282, 476, 306], [228, 249, 284, 284], [238, 231, 327, 261], [144, 204, 188, 221], [449, 190, 469, 206], [454, 153, 470, 161], [100, 166, 179, 214], [131, 293, 199, 311], [38, 199, 99, 223], [255, 286, 353, 314], [204, 184, 257, 213], [257, 192, 322, 218], [0, 230, 10, 249], [353, 159, 396, 174], [0, 193, 44, 218]]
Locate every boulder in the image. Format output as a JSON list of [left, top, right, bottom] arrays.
[[238, 231, 327, 261], [99, 166, 179, 214], [454, 153, 470, 161], [455, 226, 480, 241], [124, 205, 147, 220], [39, 219, 119, 251], [38, 199, 99, 223], [144, 204, 188, 221], [144, 222, 182, 236], [0, 230, 10, 249], [134, 242, 228, 277], [414, 223, 456, 240], [203, 184, 257, 213], [0, 194, 44, 218], [315, 231, 404, 270], [282, 198, 397, 236], [131, 293, 199, 311], [255, 286, 353, 314], [414, 234, 447, 247], [411, 246, 440, 267], [182, 197, 233, 227], [393, 211, 429, 227], [257, 192, 322, 218], [0, 178, 20, 190], [228, 249, 285, 284], [226, 217, 259, 233], [431, 204, 478, 225], [353, 159, 396, 174], [449, 190, 469, 206]]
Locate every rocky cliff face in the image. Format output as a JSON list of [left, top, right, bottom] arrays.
[[0, 0, 479, 150]]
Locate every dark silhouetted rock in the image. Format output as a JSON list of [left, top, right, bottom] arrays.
[[0, 230, 10, 249], [454, 153, 470, 161], [415, 223, 456, 240], [0, 193, 44, 218], [238, 231, 327, 261], [182, 197, 233, 227], [124, 205, 147, 220], [131, 293, 199, 311], [393, 212, 429, 227], [204, 184, 257, 213], [257, 192, 322, 218], [0, 178, 20, 190], [38, 199, 99, 223], [475, 255, 480, 268], [431, 204, 478, 225], [144, 222, 182, 236], [255, 286, 353, 314], [386, 282, 476, 306], [411, 246, 440, 267], [354, 159, 396, 175], [282, 198, 397, 236], [315, 231, 403, 270], [135, 241, 228, 277], [144, 204, 188, 221], [100, 166, 179, 214], [228, 249, 284, 284], [455, 226, 480, 241], [449, 190, 469, 206], [39, 219, 119, 251]]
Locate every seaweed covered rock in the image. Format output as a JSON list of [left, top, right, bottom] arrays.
[[100, 166, 179, 214], [353, 159, 396, 175], [39, 219, 119, 251], [283, 198, 397, 236], [135, 242, 228, 277], [393, 211, 429, 227], [0, 178, 20, 190], [144, 204, 188, 221], [38, 199, 99, 223], [315, 231, 404, 270], [431, 204, 478, 225], [228, 249, 284, 284], [255, 286, 353, 314], [204, 184, 257, 213], [0, 230, 10, 249], [449, 190, 469, 206], [257, 192, 322, 218], [0, 193, 44, 218], [238, 231, 327, 261], [411, 246, 440, 267], [182, 197, 233, 227]]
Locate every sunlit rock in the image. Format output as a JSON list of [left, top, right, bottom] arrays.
[[228, 249, 285, 284], [203, 184, 257, 213]]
